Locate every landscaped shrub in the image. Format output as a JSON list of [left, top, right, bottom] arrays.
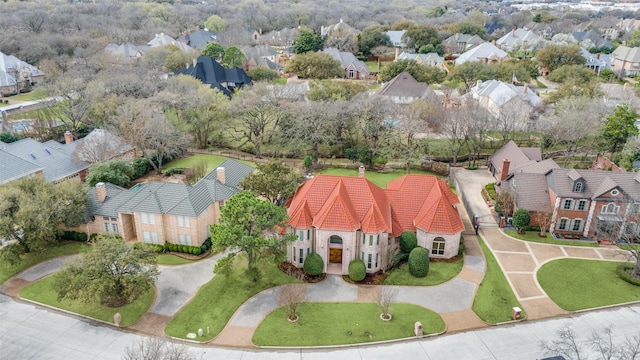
[[181, 245, 188, 253], [165, 168, 185, 176], [303, 252, 324, 276], [399, 231, 417, 253], [616, 263, 640, 286], [192, 247, 202, 255], [408, 247, 430, 278], [348, 259, 366, 282], [131, 158, 152, 179], [512, 208, 531, 232], [60, 231, 88, 242], [393, 252, 409, 267]]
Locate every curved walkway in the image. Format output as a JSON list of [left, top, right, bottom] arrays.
[[452, 167, 632, 320]]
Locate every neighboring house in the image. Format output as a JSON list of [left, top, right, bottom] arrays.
[[572, 30, 613, 50], [262, 28, 298, 47], [242, 45, 280, 71], [599, 83, 640, 109], [322, 48, 370, 80], [175, 56, 252, 97], [268, 80, 310, 102], [488, 139, 549, 182], [378, 71, 436, 104], [455, 42, 509, 65], [580, 47, 612, 75], [0, 138, 89, 183], [0, 51, 45, 96], [396, 52, 450, 73], [0, 148, 43, 184], [104, 43, 147, 62], [177, 27, 218, 50], [46, 129, 136, 163], [320, 19, 359, 38], [285, 169, 464, 275], [443, 33, 484, 55], [75, 158, 254, 246], [147, 33, 193, 53], [496, 28, 545, 52], [611, 45, 640, 77], [617, 19, 640, 33], [470, 80, 542, 121], [385, 30, 407, 47]]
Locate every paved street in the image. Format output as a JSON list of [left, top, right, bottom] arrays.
[[2, 293, 640, 359]]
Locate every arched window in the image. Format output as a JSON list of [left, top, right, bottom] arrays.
[[574, 181, 583, 192], [432, 237, 445, 255], [329, 235, 342, 245]]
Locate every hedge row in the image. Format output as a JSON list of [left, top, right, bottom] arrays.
[[162, 238, 212, 256], [616, 263, 640, 286], [60, 231, 88, 242]]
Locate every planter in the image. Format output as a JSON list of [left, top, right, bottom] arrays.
[[380, 313, 392, 322], [287, 314, 299, 323]]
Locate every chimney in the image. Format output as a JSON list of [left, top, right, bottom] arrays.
[[511, 28, 515, 36], [192, 58, 197, 67], [476, 80, 482, 89], [523, 83, 528, 94], [96, 182, 107, 203], [216, 167, 226, 184], [596, 53, 600, 59], [358, 165, 365, 178], [395, 47, 400, 60], [64, 131, 73, 144], [500, 159, 510, 181], [455, 33, 459, 40]]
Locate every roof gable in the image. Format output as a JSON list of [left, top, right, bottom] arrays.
[[313, 180, 361, 231]]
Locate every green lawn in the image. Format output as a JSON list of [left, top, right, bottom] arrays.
[[316, 167, 438, 188], [472, 236, 525, 323], [504, 230, 598, 248], [0, 241, 91, 284], [9, 89, 48, 101], [537, 259, 640, 311], [156, 254, 194, 265], [383, 256, 464, 286], [365, 61, 379, 72], [165, 255, 301, 340], [535, 79, 548, 89], [20, 273, 154, 327], [163, 154, 255, 173], [252, 302, 445, 346]]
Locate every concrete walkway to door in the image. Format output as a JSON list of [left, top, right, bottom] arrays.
[[452, 168, 630, 320]]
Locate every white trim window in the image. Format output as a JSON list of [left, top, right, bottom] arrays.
[[573, 181, 583, 192], [178, 234, 192, 245], [140, 212, 156, 224], [601, 203, 619, 214], [557, 218, 569, 230], [143, 231, 158, 244], [431, 237, 446, 255], [176, 216, 190, 228], [576, 200, 588, 211], [571, 219, 583, 232], [562, 199, 573, 210]]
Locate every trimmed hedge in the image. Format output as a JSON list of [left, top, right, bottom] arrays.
[[408, 247, 430, 278], [303, 252, 324, 276], [399, 231, 417, 253], [163, 241, 206, 256], [348, 259, 366, 282], [60, 231, 88, 242], [616, 263, 640, 286]]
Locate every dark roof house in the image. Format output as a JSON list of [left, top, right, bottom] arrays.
[[175, 56, 252, 97]]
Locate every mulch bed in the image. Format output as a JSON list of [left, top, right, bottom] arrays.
[[279, 262, 326, 283], [342, 271, 388, 285]]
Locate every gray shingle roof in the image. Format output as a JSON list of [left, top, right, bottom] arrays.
[[455, 43, 508, 64], [322, 48, 369, 73], [473, 79, 542, 108], [511, 172, 552, 212], [612, 45, 640, 63], [86, 158, 254, 218], [0, 51, 44, 87], [546, 168, 640, 200], [379, 71, 430, 98], [490, 140, 542, 177], [0, 148, 43, 183], [177, 29, 218, 50], [0, 138, 89, 182]]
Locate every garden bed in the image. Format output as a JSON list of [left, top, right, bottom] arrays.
[[279, 262, 326, 283]]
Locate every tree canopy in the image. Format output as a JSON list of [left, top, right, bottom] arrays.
[[403, 24, 442, 50], [201, 42, 225, 60], [448, 62, 496, 90], [211, 191, 294, 281], [358, 27, 391, 56], [535, 44, 585, 72], [284, 51, 343, 79], [597, 104, 640, 155], [293, 29, 322, 54], [86, 160, 134, 187], [0, 177, 87, 264], [222, 46, 245, 67], [380, 59, 447, 84], [55, 235, 158, 306], [239, 161, 304, 206]]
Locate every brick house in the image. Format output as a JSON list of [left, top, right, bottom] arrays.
[[322, 48, 370, 80], [285, 168, 464, 275], [74, 158, 254, 246]]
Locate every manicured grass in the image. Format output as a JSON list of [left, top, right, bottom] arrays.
[[383, 256, 464, 286], [20, 273, 154, 327], [9, 89, 48, 101], [504, 230, 599, 248], [156, 254, 194, 265], [165, 255, 301, 340], [252, 302, 445, 346], [365, 61, 379, 72], [316, 167, 438, 188], [0, 241, 91, 284], [537, 259, 640, 311], [472, 236, 525, 323], [163, 154, 255, 173]]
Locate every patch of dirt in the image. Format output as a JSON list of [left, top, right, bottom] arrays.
[[342, 271, 388, 285], [129, 172, 187, 187], [279, 262, 326, 283]]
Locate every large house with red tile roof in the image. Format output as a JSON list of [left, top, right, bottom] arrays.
[[285, 168, 464, 275]]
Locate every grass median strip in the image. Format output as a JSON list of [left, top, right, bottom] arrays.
[[504, 230, 598, 247], [20, 273, 154, 327], [253, 302, 445, 346], [472, 236, 525, 323], [0, 241, 90, 284], [538, 259, 640, 311], [383, 256, 464, 286], [165, 255, 301, 340]]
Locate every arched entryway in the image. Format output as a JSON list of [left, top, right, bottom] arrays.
[[328, 235, 343, 263]]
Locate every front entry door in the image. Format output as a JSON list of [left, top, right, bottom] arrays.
[[329, 248, 342, 263]]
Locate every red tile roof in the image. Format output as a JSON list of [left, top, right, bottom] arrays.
[[287, 174, 463, 236]]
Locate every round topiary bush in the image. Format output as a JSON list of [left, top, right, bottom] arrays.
[[303, 252, 324, 276], [399, 231, 417, 253], [408, 247, 430, 278], [348, 259, 366, 282], [193, 247, 202, 255]]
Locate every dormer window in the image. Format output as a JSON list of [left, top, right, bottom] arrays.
[[573, 181, 583, 193]]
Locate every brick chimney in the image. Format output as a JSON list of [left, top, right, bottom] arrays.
[[395, 47, 399, 61], [96, 182, 107, 203], [523, 83, 528, 94], [500, 159, 510, 181], [358, 165, 365, 178], [64, 131, 73, 144], [216, 167, 226, 184]]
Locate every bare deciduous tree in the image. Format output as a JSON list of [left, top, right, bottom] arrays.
[[122, 337, 193, 360], [280, 284, 305, 321], [494, 190, 515, 218], [372, 286, 399, 320], [540, 324, 640, 360], [534, 205, 554, 238], [540, 325, 585, 360]]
